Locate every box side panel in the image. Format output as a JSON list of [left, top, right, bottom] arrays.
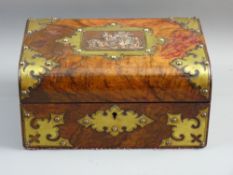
[[20, 102, 210, 149]]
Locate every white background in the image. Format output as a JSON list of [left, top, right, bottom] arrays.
[[0, 0, 233, 174]]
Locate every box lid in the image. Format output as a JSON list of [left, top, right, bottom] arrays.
[[19, 18, 211, 103]]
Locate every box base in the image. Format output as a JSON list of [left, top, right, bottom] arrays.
[[20, 102, 210, 149]]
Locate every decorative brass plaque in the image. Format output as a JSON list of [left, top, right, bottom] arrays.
[[160, 107, 209, 147], [57, 23, 165, 59], [27, 18, 57, 33], [78, 105, 153, 136], [22, 109, 72, 148], [19, 47, 58, 99], [171, 46, 210, 98], [82, 31, 145, 50], [170, 17, 200, 32]]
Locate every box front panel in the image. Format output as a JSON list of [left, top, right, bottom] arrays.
[[21, 103, 210, 149]]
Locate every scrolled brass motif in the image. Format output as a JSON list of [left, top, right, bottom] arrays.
[[170, 17, 200, 32], [19, 47, 58, 99], [23, 109, 72, 148], [27, 18, 57, 34], [160, 107, 209, 147], [78, 105, 153, 136], [171, 46, 210, 98], [57, 23, 165, 59]]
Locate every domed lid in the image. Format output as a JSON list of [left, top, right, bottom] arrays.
[[19, 18, 211, 103]]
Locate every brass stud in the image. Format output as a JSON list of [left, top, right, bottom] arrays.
[[159, 38, 165, 43], [201, 112, 207, 118], [21, 90, 28, 95], [204, 61, 209, 66], [199, 44, 204, 48], [201, 88, 208, 95], [83, 119, 89, 125], [77, 49, 82, 53], [111, 55, 117, 59], [170, 117, 177, 123], [169, 17, 175, 21], [25, 141, 30, 147], [51, 17, 58, 21], [146, 48, 151, 53], [37, 78, 41, 84], [165, 139, 171, 146], [139, 118, 147, 124], [25, 113, 30, 117], [176, 60, 182, 66], [45, 61, 52, 66], [20, 61, 25, 66], [63, 38, 69, 42], [77, 28, 82, 32], [23, 46, 29, 50], [112, 126, 118, 132], [201, 141, 205, 147], [60, 140, 66, 146], [54, 116, 61, 122]]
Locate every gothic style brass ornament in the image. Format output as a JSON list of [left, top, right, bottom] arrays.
[[57, 23, 165, 59], [171, 46, 210, 98], [78, 105, 153, 136], [160, 107, 209, 147], [22, 109, 72, 148], [19, 47, 58, 99], [170, 17, 200, 32], [27, 18, 57, 34]]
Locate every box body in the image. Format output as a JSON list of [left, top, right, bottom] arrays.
[[19, 18, 211, 149]]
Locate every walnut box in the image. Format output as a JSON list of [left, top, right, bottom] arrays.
[[19, 18, 212, 149]]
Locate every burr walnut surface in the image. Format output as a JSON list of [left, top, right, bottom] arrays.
[[19, 18, 211, 103], [19, 18, 211, 149], [21, 103, 210, 149]]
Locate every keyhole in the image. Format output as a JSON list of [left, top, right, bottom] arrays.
[[112, 112, 117, 119]]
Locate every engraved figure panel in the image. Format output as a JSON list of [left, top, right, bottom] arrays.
[[82, 31, 145, 50]]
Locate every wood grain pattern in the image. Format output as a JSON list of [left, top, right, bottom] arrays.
[[20, 18, 210, 103], [21, 102, 210, 149]]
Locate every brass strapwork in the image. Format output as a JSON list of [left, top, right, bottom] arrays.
[[23, 109, 72, 148], [160, 107, 209, 147], [171, 46, 210, 98], [78, 105, 153, 136], [57, 23, 165, 59], [27, 18, 57, 33], [19, 47, 58, 99]]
